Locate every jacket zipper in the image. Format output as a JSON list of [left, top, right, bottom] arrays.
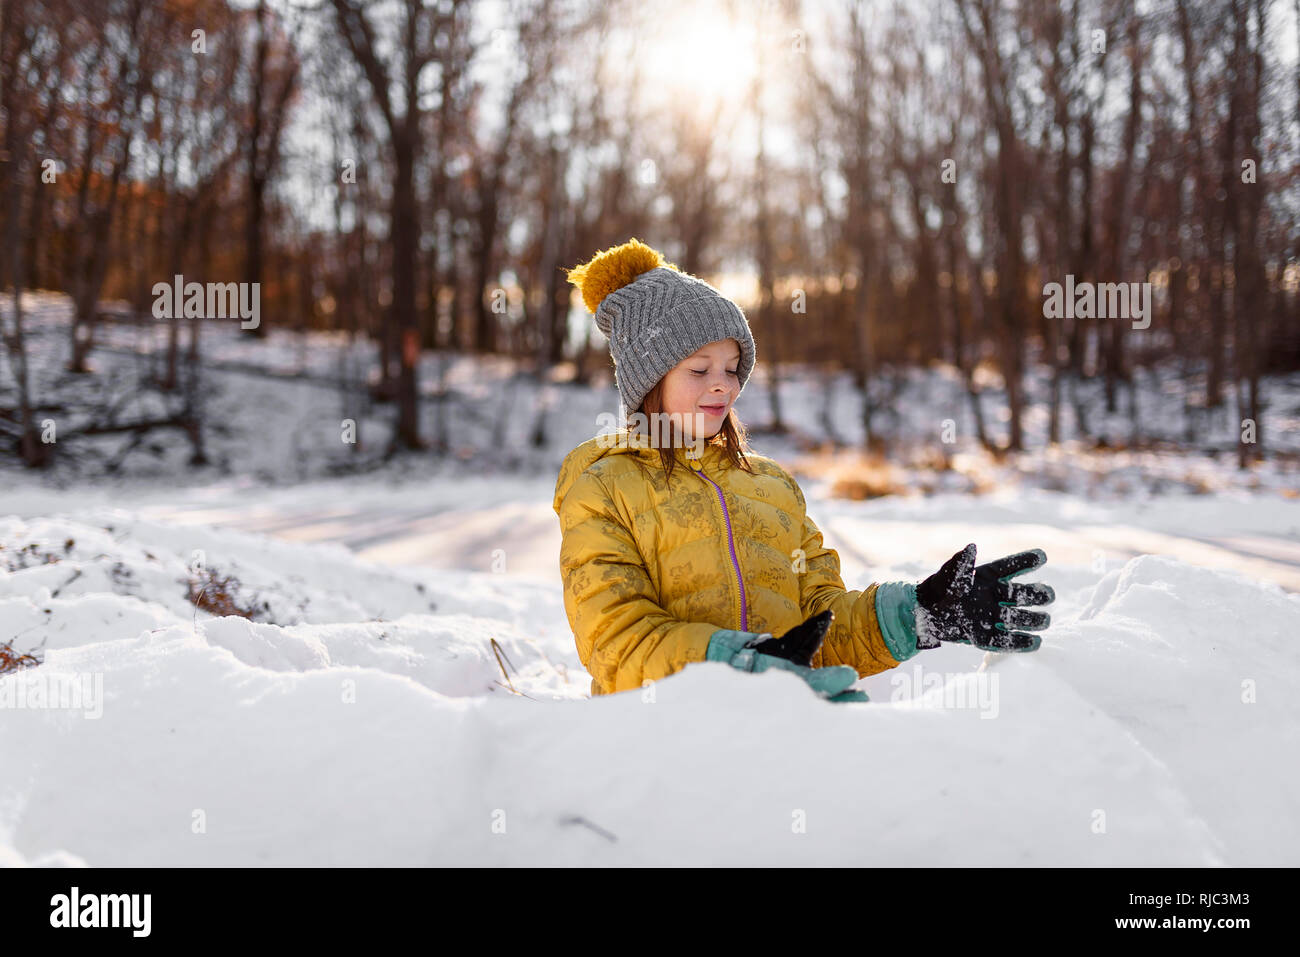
[[687, 456, 748, 631]]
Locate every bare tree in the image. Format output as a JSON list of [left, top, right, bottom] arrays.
[[242, 0, 301, 339], [330, 0, 470, 450], [61, 0, 171, 374]]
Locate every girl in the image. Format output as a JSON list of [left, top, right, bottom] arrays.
[[553, 239, 1055, 701]]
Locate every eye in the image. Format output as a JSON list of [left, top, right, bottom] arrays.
[[727, 369, 738, 376], [690, 369, 707, 376]]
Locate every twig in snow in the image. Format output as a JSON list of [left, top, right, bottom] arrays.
[[558, 815, 618, 843], [491, 679, 537, 701], [50, 568, 83, 598], [490, 637, 518, 693]]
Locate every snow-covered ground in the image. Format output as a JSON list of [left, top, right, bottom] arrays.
[[6, 290, 1300, 496], [2, 291, 1298, 866], [1, 504, 1296, 865]]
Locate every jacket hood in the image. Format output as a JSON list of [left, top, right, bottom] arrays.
[[552, 429, 726, 515]]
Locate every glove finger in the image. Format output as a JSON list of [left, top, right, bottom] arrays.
[[974, 629, 1042, 652], [949, 544, 977, 586], [917, 544, 977, 606], [1001, 581, 1055, 606], [789, 609, 834, 660], [754, 629, 815, 666], [787, 632, 823, 667], [749, 653, 800, 676], [802, 664, 860, 698], [754, 656, 863, 701], [979, 548, 1048, 582], [787, 631, 823, 667], [762, 609, 833, 666], [1001, 607, 1051, 631], [827, 689, 871, 704]]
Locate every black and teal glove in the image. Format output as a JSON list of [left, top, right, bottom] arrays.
[[912, 544, 1055, 652], [706, 610, 870, 702], [746, 609, 835, 667]]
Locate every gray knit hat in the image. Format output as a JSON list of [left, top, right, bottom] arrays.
[[566, 239, 756, 415]]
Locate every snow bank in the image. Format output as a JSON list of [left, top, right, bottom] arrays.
[[2, 511, 1296, 865]]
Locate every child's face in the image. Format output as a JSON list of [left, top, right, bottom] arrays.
[[658, 339, 742, 441]]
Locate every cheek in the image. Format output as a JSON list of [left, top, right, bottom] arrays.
[[662, 375, 695, 412]]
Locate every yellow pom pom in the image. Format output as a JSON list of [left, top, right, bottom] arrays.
[[565, 238, 679, 314]]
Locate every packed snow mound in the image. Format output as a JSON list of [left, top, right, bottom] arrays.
[[0, 511, 546, 631], [1, 513, 1297, 865], [1040, 555, 1300, 866], [0, 512, 576, 698]]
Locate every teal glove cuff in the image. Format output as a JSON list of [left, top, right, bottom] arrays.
[[705, 629, 771, 669], [874, 582, 921, 661]]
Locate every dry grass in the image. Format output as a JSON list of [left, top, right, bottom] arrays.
[[184, 568, 269, 620], [0, 540, 69, 573], [792, 448, 932, 499], [1, 639, 42, 676], [489, 637, 535, 699], [828, 462, 905, 500]]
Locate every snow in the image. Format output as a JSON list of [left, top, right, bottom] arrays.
[[2, 506, 1297, 865], [2, 291, 1298, 865]]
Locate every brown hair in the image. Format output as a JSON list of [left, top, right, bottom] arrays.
[[626, 377, 756, 485]]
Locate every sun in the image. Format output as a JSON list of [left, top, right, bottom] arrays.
[[634, 1, 760, 115]]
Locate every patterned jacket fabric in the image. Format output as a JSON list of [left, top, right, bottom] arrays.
[[553, 429, 912, 696]]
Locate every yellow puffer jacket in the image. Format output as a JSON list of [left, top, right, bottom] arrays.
[[552, 429, 918, 696]]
